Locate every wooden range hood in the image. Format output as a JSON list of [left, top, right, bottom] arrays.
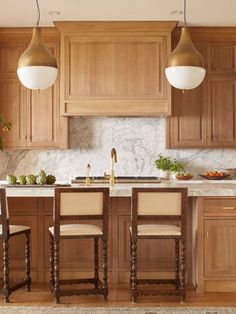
[[55, 21, 176, 117]]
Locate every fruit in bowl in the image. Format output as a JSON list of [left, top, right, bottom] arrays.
[[175, 172, 193, 180], [200, 170, 230, 180]]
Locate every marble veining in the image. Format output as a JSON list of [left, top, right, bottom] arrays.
[[3, 181, 236, 198], [0, 117, 236, 180]]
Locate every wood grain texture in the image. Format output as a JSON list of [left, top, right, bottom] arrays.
[[0, 29, 68, 149], [167, 32, 236, 149], [59, 22, 174, 116], [194, 197, 236, 292]]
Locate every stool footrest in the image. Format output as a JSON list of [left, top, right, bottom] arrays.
[[137, 278, 177, 285], [137, 288, 181, 297], [59, 287, 106, 297], [59, 278, 97, 285]]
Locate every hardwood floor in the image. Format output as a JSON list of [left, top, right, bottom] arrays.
[[1, 284, 236, 307]]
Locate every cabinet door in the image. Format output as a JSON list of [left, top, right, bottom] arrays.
[[26, 43, 60, 148], [27, 82, 59, 147], [0, 79, 27, 148], [204, 219, 236, 278], [208, 78, 236, 146], [207, 42, 236, 75], [0, 43, 24, 78], [166, 42, 208, 148]]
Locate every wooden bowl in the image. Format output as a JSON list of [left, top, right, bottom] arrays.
[[175, 175, 193, 180], [199, 173, 230, 180]]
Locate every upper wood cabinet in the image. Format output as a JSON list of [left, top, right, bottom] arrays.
[[167, 29, 236, 148], [207, 42, 236, 75], [55, 22, 176, 116], [0, 29, 68, 149]]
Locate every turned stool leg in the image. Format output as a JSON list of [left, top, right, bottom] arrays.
[[94, 238, 99, 289], [25, 231, 31, 292], [49, 234, 54, 292], [131, 238, 137, 303], [175, 238, 180, 290], [54, 239, 60, 304], [102, 238, 108, 300], [180, 239, 186, 301], [3, 238, 9, 303]]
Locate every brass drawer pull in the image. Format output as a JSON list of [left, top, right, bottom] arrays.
[[222, 206, 235, 210]]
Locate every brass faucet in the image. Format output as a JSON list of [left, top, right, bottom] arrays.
[[104, 148, 117, 185], [110, 148, 117, 186]]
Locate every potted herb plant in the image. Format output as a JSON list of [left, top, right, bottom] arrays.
[[0, 116, 12, 150], [154, 154, 172, 179], [155, 155, 185, 180], [170, 159, 185, 179]]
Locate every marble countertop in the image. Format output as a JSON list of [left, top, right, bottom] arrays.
[[2, 180, 236, 197]]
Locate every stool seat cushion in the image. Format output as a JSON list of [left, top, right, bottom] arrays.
[[0, 225, 30, 236], [49, 224, 103, 236], [130, 224, 181, 236]]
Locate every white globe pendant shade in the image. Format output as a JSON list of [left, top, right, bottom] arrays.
[[17, 66, 58, 90], [17, 27, 58, 90], [165, 27, 206, 90], [165, 66, 206, 90]]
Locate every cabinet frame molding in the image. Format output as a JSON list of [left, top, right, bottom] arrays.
[[55, 21, 176, 117]]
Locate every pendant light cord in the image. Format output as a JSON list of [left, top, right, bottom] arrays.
[[184, 0, 187, 26], [36, 0, 40, 27]]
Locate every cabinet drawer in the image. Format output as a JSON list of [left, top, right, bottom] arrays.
[[204, 198, 236, 216]]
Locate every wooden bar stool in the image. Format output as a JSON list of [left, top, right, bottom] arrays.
[[49, 187, 109, 303], [130, 187, 188, 303], [0, 188, 31, 303]]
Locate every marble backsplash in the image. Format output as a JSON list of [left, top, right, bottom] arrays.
[[0, 117, 236, 180]]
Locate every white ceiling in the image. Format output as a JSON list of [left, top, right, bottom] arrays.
[[1, 0, 236, 27]]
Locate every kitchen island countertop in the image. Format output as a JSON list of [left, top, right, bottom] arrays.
[[2, 180, 236, 197]]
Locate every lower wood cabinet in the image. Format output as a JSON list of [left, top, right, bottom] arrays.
[[194, 197, 236, 292], [204, 219, 236, 278]]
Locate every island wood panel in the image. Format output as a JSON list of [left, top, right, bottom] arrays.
[[195, 197, 236, 292], [204, 219, 236, 278], [0, 196, 192, 286]]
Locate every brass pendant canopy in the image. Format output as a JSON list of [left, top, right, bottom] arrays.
[[166, 27, 204, 68], [17, 27, 57, 68]]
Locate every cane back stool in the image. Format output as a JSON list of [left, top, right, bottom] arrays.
[[130, 187, 188, 303], [49, 187, 109, 303], [0, 188, 31, 302]]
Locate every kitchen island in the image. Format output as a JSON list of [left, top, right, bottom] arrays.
[[2, 180, 236, 293]]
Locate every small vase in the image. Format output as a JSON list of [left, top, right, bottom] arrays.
[[158, 169, 171, 180]]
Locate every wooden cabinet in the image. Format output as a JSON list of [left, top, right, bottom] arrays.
[[56, 21, 176, 116], [0, 29, 68, 149], [207, 41, 236, 75], [204, 220, 236, 278], [167, 31, 236, 148], [194, 197, 236, 292]]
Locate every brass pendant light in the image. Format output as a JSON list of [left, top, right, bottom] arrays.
[[165, 0, 206, 90], [17, 0, 58, 90]]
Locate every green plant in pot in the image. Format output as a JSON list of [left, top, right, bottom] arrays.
[[155, 155, 184, 179], [155, 155, 172, 179], [170, 159, 185, 178]]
